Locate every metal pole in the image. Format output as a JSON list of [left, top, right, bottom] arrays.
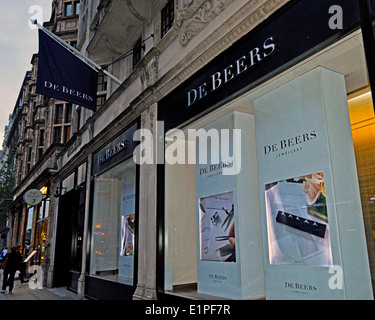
[[31, 19, 122, 85]]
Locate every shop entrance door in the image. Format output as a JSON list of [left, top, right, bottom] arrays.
[[53, 184, 85, 290]]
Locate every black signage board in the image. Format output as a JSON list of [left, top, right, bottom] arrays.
[[92, 122, 139, 175], [158, 0, 360, 131]]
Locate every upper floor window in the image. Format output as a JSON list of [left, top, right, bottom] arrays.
[[54, 104, 64, 124], [161, 0, 174, 38], [65, 1, 80, 17], [96, 73, 107, 109], [97, 73, 107, 92], [133, 38, 143, 69], [65, 3, 73, 16], [53, 103, 72, 144], [70, 40, 78, 49]]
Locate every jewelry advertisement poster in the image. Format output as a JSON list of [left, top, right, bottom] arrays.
[[264, 172, 333, 267], [199, 191, 236, 262]]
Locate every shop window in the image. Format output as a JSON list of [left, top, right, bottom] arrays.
[[163, 112, 255, 299], [90, 158, 137, 285], [348, 86, 375, 289], [162, 30, 375, 299], [161, 0, 174, 38], [35, 220, 47, 265], [38, 197, 50, 221], [24, 207, 35, 256]]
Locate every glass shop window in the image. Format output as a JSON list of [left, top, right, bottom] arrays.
[[348, 86, 375, 291], [163, 110, 252, 299], [24, 207, 35, 256], [90, 158, 137, 285], [163, 30, 375, 298]]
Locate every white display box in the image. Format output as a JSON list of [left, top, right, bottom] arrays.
[[254, 67, 373, 300], [195, 111, 265, 299]]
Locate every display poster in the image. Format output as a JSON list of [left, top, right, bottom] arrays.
[[254, 67, 373, 299], [199, 191, 235, 262], [118, 162, 136, 285], [195, 112, 265, 299], [265, 172, 332, 267]]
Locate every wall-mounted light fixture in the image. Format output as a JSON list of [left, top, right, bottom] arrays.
[[40, 186, 48, 195]]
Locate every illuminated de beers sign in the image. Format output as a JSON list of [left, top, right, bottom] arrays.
[[186, 37, 277, 108], [23, 189, 43, 206]]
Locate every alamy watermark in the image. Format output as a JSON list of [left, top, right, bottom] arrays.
[[28, 5, 43, 29], [28, 265, 43, 290], [328, 265, 343, 290], [328, 5, 343, 30], [132, 121, 242, 176]]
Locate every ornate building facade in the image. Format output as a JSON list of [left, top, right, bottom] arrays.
[[8, 0, 80, 286]]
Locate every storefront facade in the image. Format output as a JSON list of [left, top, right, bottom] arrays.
[[47, 0, 375, 300], [157, 0, 375, 300], [50, 121, 140, 300]]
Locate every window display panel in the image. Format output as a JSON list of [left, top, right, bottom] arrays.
[[199, 191, 235, 262], [254, 66, 373, 299], [162, 29, 375, 299], [90, 158, 136, 285], [264, 172, 333, 267], [164, 111, 264, 300]]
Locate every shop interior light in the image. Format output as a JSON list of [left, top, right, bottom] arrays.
[[348, 91, 372, 102]]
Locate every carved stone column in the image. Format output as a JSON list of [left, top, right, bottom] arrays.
[[133, 103, 158, 300]]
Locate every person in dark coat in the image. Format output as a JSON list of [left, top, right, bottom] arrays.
[[1, 247, 23, 294]]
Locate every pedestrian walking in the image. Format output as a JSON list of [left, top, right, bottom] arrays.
[[16, 245, 27, 284], [1, 247, 23, 294]]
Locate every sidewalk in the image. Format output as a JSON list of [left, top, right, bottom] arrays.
[[0, 281, 80, 300]]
